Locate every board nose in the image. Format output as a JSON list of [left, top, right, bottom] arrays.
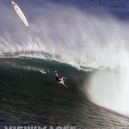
[[11, 1, 14, 4]]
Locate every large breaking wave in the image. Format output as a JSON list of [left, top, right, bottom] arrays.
[[1, 1, 129, 116]]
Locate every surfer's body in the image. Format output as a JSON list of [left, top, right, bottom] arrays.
[[55, 70, 67, 87]]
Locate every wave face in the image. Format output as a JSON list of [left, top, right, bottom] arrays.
[[1, 0, 129, 117], [0, 57, 83, 126], [1, 57, 129, 128]]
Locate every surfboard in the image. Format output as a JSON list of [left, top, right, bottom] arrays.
[[11, 1, 29, 28]]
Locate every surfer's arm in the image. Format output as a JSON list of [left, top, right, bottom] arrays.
[[62, 77, 67, 79], [55, 70, 59, 77]]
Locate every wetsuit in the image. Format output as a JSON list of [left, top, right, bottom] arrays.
[[56, 76, 60, 82]]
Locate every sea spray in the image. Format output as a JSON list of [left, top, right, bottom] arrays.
[[86, 49, 129, 116]]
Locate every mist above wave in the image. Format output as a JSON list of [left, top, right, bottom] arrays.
[[1, 3, 129, 70]]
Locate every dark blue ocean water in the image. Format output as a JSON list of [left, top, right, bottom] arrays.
[[2, 0, 129, 20]]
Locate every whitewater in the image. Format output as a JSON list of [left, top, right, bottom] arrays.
[[1, 2, 129, 117]]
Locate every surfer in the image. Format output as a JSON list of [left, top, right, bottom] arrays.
[[55, 70, 67, 88]]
